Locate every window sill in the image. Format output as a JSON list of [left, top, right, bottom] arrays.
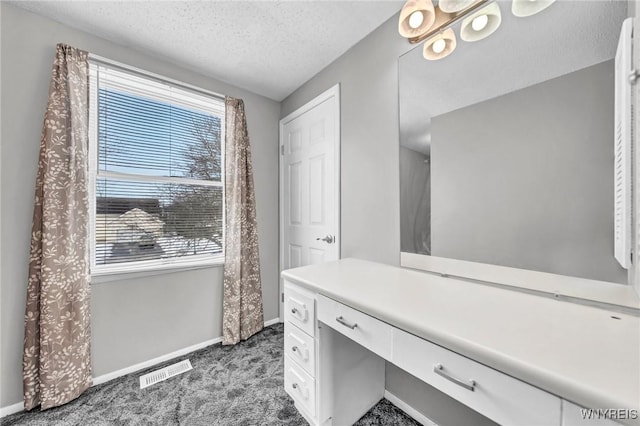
[[91, 258, 224, 284]]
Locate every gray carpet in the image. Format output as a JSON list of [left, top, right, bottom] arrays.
[[2, 324, 420, 426]]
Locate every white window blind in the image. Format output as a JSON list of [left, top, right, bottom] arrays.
[[88, 62, 225, 274]]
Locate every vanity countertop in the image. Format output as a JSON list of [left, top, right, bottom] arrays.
[[281, 258, 640, 416]]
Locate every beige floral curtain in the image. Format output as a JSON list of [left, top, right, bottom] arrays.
[[23, 43, 92, 411], [222, 97, 264, 345]]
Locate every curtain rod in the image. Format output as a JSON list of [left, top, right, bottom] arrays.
[[88, 53, 226, 101]]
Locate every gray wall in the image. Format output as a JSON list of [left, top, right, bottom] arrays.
[[281, 14, 405, 265], [282, 13, 495, 426], [431, 60, 627, 284], [0, 3, 280, 408]]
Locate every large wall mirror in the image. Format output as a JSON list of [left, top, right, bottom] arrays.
[[399, 1, 630, 285]]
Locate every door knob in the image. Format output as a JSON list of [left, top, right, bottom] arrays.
[[316, 235, 335, 244]]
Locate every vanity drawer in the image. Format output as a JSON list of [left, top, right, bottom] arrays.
[[317, 295, 392, 360], [285, 354, 316, 418], [393, 329, 561, 426], [284, 282, 315, 337], [285, 322, 315, 376]]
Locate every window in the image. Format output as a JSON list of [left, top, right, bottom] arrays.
[[88, 62, 225, 275]]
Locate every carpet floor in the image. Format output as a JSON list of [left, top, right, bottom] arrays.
[[2, 324, 420, 426]]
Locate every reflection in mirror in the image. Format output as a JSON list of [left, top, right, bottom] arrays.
[[399, 1, 629, 284]]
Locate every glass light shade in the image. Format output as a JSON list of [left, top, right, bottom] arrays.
[[438, 0, 477, 13], [399, 0, 436, 38], [460, 2, 501, 42], [512, 0, 556, 17], [423, 28, 457, 60]]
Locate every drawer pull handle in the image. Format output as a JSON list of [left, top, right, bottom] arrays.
[[291, 382, 309, 399], [291, 308, 298, 314], [291, 345, 308, 361], [336, 316, 358, 330], [434, 364, 475, 392]]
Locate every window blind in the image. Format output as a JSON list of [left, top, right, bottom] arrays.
[[89, 62, 225, 270]]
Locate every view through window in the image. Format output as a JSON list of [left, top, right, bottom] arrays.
[[89, 62, 225, 273]]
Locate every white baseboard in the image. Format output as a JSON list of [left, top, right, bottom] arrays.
[[1, 318, 281, 418], [92, 336, 222, 386], [384, 390, 439, 426], [94, 317, 280, 386], [0, 402, 24, 418], [264, 317, 282, 327]]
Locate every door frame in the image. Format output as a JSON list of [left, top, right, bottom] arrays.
[[279, 84, 341, 321]]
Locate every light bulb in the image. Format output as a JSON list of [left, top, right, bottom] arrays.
[[432, 39, 446, 54], [408, 11, 424, 29], [471, 14, 488, 31]]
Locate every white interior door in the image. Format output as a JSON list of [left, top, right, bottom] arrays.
[[280, 85, 340, 318]]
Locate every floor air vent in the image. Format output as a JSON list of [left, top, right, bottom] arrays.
[[139, 359, 192, 389]]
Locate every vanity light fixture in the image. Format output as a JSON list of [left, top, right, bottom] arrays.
[[460, 3, 502, 42], [423, 28, 457, 60], [398, 0, 555, 60], [399, 0, 436, 38]]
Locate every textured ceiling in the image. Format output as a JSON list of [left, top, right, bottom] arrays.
[[399, 0, 628, 154], [11, 0, 404, 101]]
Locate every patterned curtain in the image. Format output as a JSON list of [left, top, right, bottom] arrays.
[[222, 97, 264, 345], [23, 44, 92, 411]]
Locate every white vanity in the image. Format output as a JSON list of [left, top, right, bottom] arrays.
[[281, 258, 640, 426]]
